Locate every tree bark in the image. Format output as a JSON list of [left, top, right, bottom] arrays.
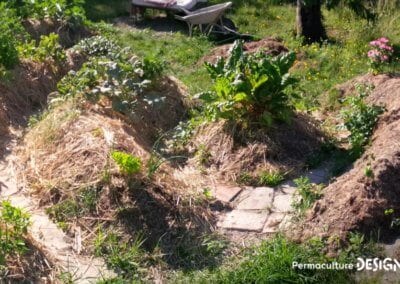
[[296, 0, 327, 43]]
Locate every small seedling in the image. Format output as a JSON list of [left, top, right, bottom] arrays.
[[364, 165, 373, 178], [111, 151, 141, 175], [203, 188, 213, 199]]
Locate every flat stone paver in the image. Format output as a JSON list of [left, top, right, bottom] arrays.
[[218, 210, 269, 232], [278, 182, 297, 195], [272, 194, 293, 213], [236, 187, 274, 210], [214, 185, 242, 203], [263, 212, 286, 233]]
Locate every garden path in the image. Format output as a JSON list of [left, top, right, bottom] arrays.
[[0, 138, 115, 283], [214, 166, 332, 234]]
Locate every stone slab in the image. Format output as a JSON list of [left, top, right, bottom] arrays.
[[279, 214, 294, 231], [272, 194, 293, 213], [277, 182, 297, 195], [214, 185, 242, 203], [218, 210, 270, 232], [236, 187, 274, 210], [263, 212, 286, 233]]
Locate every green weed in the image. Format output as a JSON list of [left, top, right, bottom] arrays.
[[340, 84, 384, 156], [258, 170, 285, 187], [292, 176, 323, 214]]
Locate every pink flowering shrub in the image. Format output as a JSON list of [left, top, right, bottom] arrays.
[[368, 37, 394, 74]]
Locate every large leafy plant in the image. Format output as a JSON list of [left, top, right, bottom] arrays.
[[199, 40, 296, 127]]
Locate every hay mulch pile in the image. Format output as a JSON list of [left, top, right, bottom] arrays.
[[186, 113, 326, 183], [296, 74, 400, 242]]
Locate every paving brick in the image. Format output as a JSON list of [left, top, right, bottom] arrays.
[[214, 185, 242, 203], [263, 212, 286, 233], [218, 210, 270, 232], [272, 194, 293, 213], [236, 187, 274, 210]]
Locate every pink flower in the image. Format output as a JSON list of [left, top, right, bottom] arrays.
[[367, 49, 380, 58], [378, 37, 389, 43], [370, 40, 379, 47], [381, 55, 389, 62]]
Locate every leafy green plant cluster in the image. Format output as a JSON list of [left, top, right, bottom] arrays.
[[292, 176, 323, 214], [19, 33, 66, 63], [340, 84, 384, 156], [111, 151, 142, 175], [198, 40, 296, 127], [0, 201, 30, 266], [0, 4, 26, 69], [57, 39, 164, 113], [74, 35, 120, 57], [1, 0, 86, 25]]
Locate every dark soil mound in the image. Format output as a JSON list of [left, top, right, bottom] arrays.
[[297, 74, 400, 242], [201, 37, 288, 64]]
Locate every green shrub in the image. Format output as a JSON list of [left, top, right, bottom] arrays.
[[198, 40, 296, 127], [340, 84, 384, 156], [0, 201, 30, 265], [111, 151, 142, 175]]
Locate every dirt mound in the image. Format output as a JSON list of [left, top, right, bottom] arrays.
[[16, 77, 218, 273], [23, 19, 92, 48], [18, 76, 188, 195], [201, 37, 288, 64], [297, 74, 400, 242], [0, 50, 85, 157], [187, 113, 326, 182]]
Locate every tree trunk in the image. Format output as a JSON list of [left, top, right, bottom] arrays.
[[296, 0, 327, 43]]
